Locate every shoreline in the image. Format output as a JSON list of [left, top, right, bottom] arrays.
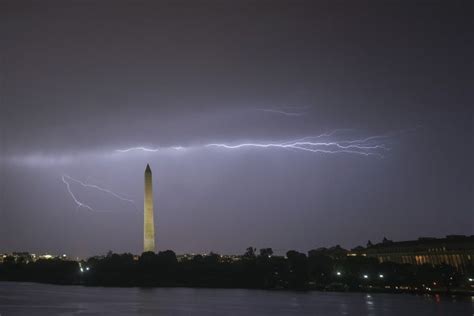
[[1, 280, 472, 297]]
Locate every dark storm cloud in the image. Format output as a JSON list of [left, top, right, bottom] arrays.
[[0, 0, 472, 257]]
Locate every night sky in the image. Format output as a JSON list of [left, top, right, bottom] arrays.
[[1, 1, 472, 258]]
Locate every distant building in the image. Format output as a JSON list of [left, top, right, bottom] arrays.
[[176, 253, 242, 263], [348, 235, 474, 270], [1, 253, 69, 263], [11, 252, 34, 263]]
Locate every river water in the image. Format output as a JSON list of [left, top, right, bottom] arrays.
[[0, 282, 472, 315]]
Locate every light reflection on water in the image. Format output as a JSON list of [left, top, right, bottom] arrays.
[[0, 282, 472, 316], [365, 294, 375, 316]]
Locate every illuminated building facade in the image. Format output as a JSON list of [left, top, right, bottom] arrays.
[[349, 235, 474, 271]]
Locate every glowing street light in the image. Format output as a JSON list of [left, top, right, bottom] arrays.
[[363, 274, 369, 279], [379, 274, 384, 278], [336, 271, 342, 276]]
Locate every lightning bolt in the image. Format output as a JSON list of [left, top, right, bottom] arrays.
[[115, 146, 186, 153], [116, 147, 160, 153], [257, 109, 305, 116], [62, 175, 137, 212], [255, 106, 310, 117], [114, 128, 416, 157], [62, 175, 95, 212], [205, 130, 391, 157], [205, 142, 385, 157], [114, 130, 355, 154]]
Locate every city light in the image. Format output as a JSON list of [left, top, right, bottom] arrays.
[[336, 271, 342, 276], [86, 267, 90, 271], [363, 275, 369, 279], [468, 278, 473, 282], [80, 268, 84, 273], [379, 274, 384, 278]]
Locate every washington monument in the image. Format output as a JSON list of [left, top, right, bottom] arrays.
[[144, 164, 155, 252]]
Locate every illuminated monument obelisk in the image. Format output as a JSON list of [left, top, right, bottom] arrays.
[[144, 164, 155, 252]]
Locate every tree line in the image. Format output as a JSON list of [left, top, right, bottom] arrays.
[[0, 247, 472, 293]]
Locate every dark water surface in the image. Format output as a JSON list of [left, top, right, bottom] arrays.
[[0, 282, 472, 315]]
